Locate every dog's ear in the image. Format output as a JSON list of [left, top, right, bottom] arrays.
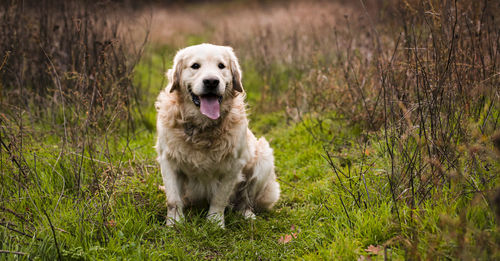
[[227, 47, 243, 92], [169, 55, 183, 93]]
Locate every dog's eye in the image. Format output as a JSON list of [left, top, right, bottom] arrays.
[[218, 63, 225, 69], [191, 63, 200, 69]]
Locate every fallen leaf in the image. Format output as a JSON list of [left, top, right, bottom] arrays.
[[365, 245, 383, 255], [279, 225, 300, 244], [105, 219, 116, 228], [278, 234, 293, 244]]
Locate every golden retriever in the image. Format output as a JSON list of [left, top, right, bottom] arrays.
[[155, 43, 280, 228]]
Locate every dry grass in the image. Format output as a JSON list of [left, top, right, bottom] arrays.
[[128, 1, 357, 46], [0, 3, 147, 258]]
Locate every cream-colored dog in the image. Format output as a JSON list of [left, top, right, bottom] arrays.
[[155, 43, 280, 228]]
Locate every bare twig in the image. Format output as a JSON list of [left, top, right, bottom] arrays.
[[0, 222, 41, 242], [0, 250, 28, 256]]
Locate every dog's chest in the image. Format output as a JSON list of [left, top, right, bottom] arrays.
[[165, 124, 249, 179]]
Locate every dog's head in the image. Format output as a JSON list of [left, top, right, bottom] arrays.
[[168, 43, 243, 120]]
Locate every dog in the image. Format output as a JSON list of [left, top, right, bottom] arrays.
[[155, 43, 280, 228]]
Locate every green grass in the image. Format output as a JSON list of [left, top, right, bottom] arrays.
[[1, 44, 499, 260]]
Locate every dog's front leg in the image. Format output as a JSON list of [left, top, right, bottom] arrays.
[[160, 159, 184, 226], [207, 173, 240, 228]]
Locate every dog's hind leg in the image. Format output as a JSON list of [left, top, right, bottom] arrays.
[[243, 137, 280, 213], [255, 175, 280, 210]]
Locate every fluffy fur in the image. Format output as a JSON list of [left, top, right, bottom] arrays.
[[155, 43, 280, 227]]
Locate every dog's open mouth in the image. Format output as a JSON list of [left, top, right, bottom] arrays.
[[189, 88, 223, 120]]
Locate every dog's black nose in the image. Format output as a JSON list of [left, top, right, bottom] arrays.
[[203, 78, 220, 89]]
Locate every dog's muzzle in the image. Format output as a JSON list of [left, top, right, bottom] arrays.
[[188, 86, 223, 120]]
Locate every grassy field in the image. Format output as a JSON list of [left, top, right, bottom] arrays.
[[1, 0, 500, 260]]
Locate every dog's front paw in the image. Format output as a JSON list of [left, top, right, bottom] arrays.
[[166, 216, 184, 226], [241, 208, 256, 220], [166, 205, 184, 226], [207, 212, 225, 229]]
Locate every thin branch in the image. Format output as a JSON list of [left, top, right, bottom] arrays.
[[0, 250, 28, 256], [0, 222, 41, 241]]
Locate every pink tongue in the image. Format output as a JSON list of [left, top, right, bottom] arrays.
[[200, 96, 220, 120]]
